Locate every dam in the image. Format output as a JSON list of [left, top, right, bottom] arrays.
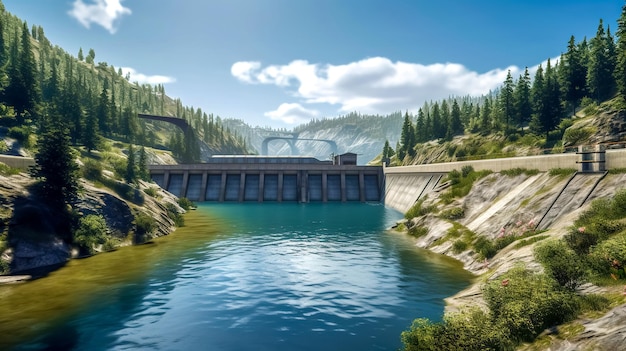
[[149, 153, 384, 203]]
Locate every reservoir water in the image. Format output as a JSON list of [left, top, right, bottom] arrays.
[[1, 203, 473, 350]]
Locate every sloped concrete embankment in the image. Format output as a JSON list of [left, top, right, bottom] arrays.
[[383, 173, 444, 213]]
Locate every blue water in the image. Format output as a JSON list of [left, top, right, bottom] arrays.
[[4, 203, 472, 351]]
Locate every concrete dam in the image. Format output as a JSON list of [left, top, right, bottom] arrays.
[[149, 154, 383, 203]]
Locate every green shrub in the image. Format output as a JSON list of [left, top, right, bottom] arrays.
[[73, 214, 108, 255], [589, 231, 626, 279], [143, 187, 158, 197], [441, 169, 492, 204], [82, 158, 103, 180], [401, 308, 507, 351], [535, 240, 586, 290], [405, 196, 437, 219], [166, 203, 184, 227], [134, 212, 156, 243], [407, 225, 428, 238], [548, 168, 576, 177], [473, 236, 496, 259], [7, 126, 31, 148], [500, 168, 540, 177], [513, 235, 549, 249], [452, 239, 468, 254], [563, 127, 594, 146], [439, 206, 465, 220], [0, 163, 20, 176], [461, 165, 474, 178], [483, 267, 581, 342], [177, 197, 194, 211]]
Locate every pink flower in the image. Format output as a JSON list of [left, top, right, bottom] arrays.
[[501, 279, 510, 287], [578, 227, 586, 233], [516, 221, 522, 227]]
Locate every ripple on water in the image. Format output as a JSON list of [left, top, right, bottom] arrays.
[[3, 203, 473, 351]]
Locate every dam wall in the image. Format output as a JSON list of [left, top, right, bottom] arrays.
[[149, 162, 383, 203]]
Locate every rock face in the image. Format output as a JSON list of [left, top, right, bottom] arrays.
[[0, 173, 183, 275], [399, 171, 626, 350]]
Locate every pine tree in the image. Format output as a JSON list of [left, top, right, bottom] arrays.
[[30, 115, 79, 208], [499, 70, 515, 134], [138, 146, 149, 180], [448, 100, 463, 138], [431, 102, 443, 139], [616, 3, 626, 97], [561, 36, 588, 108], [83, 95, 100, 153], [77, 47, 84, 61], [514, 68, 532, 132], [97, 79, 110, 135], [125, 143, 136, 183], [415, 107, 426, 143], [587, 20, 616, 101], [479, 97, 492, 134], [400, 111, 415, 157], [86, 48, 95, 65]]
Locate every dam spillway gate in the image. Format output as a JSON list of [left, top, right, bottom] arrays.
[[149, 156, 383, 203]]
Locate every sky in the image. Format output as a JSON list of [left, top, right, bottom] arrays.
[[1, 0, 624, 129]]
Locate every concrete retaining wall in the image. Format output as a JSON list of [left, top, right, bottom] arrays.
[[383, 149, 626, 214], [0, 155, 34, 170]]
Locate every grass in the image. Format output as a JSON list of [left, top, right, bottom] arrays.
[[440, 168, 492, 205], [548, 168, 577, 177], [513, 235, 550, 249], [0, 163, 21, 176], [500, 168, 540, 177]]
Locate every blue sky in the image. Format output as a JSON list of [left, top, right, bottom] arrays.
[[2, 0, 624, 129]]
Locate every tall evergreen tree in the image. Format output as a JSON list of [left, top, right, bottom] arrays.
[[125, 143, 136, 183], [30, 115, 79, 208], [616, 4, 626, 98], [448, 100, 463, 138], [431, 102, 443, 139], [530, 65, 545, 135], [83, 92, 100, 153], [561, 36, 588, 108], [499, 70, 515, 133], [400, 111, 415, 157], [587, 20, 617, 101], [514, 68, 532, 132], [479, 97, 492, 134], [138, 146, 149, 180]]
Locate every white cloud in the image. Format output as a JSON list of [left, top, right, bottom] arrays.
[[68, 0, 131, 34], [264, 103, 319, 125], [232, 57, 537, 115], [121, 67, 176, 85]]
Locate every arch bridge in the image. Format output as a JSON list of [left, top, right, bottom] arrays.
[[261, 136, 338, 156]]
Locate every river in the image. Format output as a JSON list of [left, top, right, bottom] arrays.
[[1, 202, 473, 350]]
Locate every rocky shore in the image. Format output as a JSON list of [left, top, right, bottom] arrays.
[[398, 171, 626, 350], [0, 171, 183, 276]]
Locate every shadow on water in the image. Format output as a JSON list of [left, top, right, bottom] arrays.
[[1, 209, 227, 350]]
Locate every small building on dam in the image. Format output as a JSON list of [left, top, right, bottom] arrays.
[[149, 154, 383, 203]]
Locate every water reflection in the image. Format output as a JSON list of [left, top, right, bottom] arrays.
[[2, 203, 473, 351]]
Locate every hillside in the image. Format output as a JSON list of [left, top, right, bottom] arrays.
[[224, 111, 404, 164]]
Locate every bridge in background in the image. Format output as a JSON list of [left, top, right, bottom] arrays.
[[261, 136, 338, 156], [138, 114, 192, 134]]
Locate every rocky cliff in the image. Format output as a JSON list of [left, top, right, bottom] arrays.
[[398, 170, 626, 350], [0, 171, 183, 275]]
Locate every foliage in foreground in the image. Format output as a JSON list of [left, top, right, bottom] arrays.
[[73, 215, 109, 255], [401, 267, 604, 351]]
